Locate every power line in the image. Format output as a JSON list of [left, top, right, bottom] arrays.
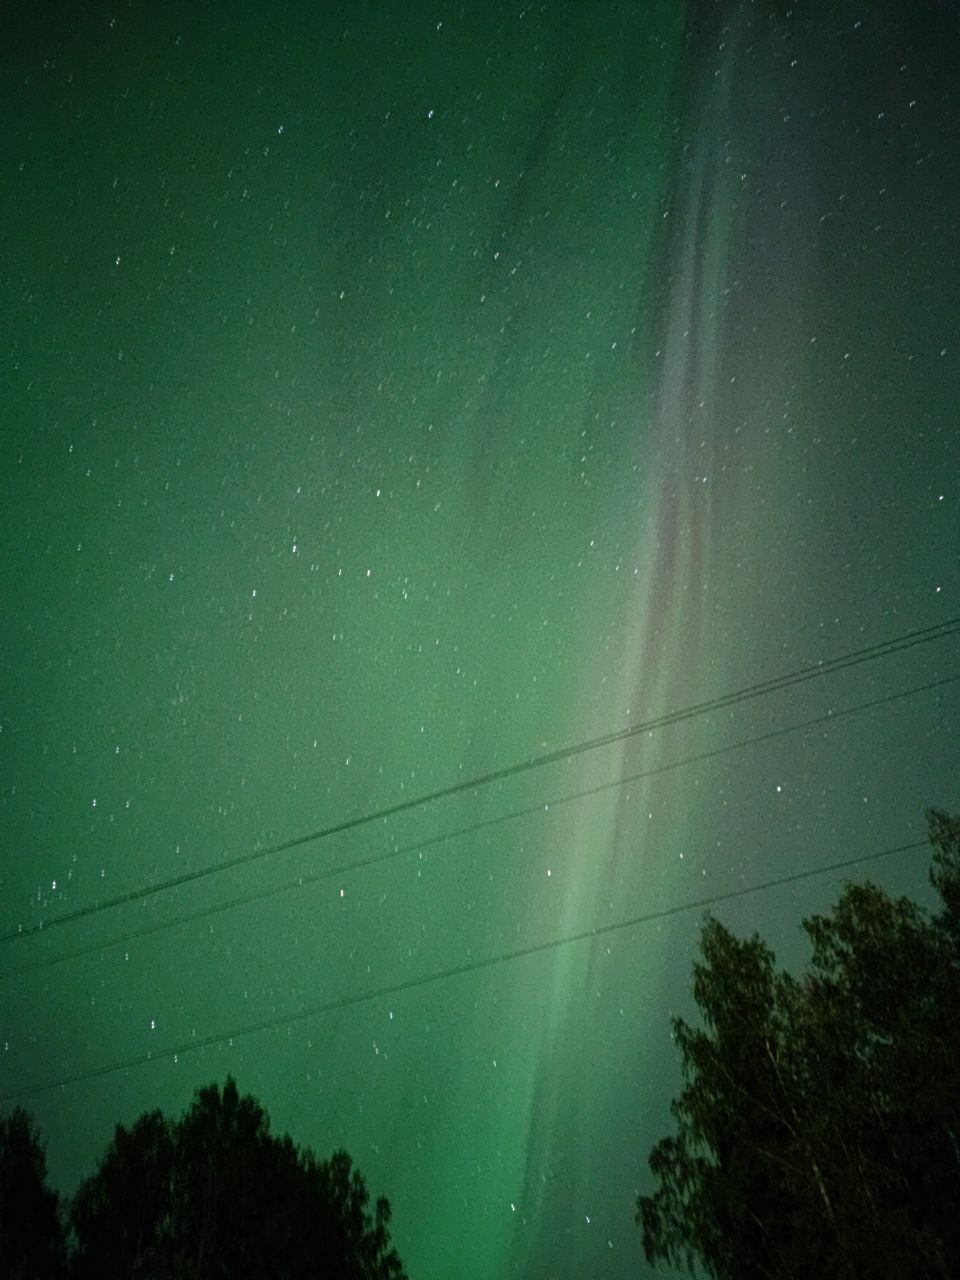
[[0, 835, 931, 1105], [4, 615, 957, 946], [3, 673, 954, 983]]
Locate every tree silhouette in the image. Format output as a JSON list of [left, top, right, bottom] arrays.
[[0, 1106, 67, 1279], [638, 810, 960, 1279], [70, 1108, 174, 1277], [70, 1077, 406, 1280]]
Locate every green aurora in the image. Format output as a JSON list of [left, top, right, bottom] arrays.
[[2, 2, 958, 1277]]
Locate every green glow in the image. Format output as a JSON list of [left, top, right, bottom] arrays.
[[1, 3, 958, 1279]]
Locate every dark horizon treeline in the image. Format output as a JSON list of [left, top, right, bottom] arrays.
[[0, 1077, 406, 1280], [2, 810, 959, 1279], [639, 808, 960, 1278]]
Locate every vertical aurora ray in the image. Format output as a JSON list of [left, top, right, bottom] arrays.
[[501, 12, 754, 1276]]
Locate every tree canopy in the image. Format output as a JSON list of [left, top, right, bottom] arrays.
[[638, 809, 960, 1279], [69, 1077, 406, 1280], [0, 1078, 405, 1280], [0, 1106, 67, 1279]]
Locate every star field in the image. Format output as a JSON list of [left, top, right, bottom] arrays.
[[1, 3, 958, 1278]]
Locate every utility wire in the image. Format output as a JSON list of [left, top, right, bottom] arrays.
[[3, 615, 957, 946], [0, 835, 930, 1104], [3, 673, 955, 982]]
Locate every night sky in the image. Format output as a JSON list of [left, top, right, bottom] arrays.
[[2, 1, 958, 1278]]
